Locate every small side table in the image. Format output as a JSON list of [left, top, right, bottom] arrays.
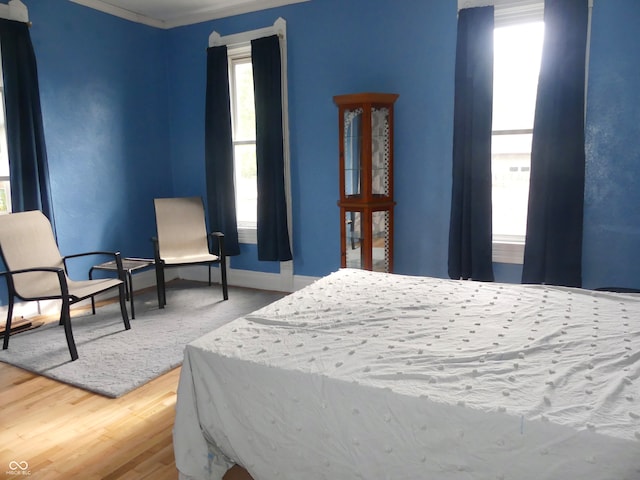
[[89, 257, 157, 319]]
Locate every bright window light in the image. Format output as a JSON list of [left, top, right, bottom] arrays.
[[492, 21, 544, 241], [230, 56, 257, 228], [0, 51, 11, 215]]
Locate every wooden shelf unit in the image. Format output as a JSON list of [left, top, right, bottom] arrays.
[[334, 92, 398, 272]]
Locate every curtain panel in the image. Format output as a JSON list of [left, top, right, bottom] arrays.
[[204, 45, 240, 256], [448, 6, 495, 282], [251, 35, 292, 262], [522, 0, 589, 287], [0, 19, 55, 232]]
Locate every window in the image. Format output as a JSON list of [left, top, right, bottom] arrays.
[[461, 0, 591, 264], [0, 0, 27, 215], [0, 51, 10, 215], [491, 21, 544, 263], [228, 46, 257, 242], [210, 17, 292, 280]]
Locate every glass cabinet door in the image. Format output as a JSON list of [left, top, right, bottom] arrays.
[[343, 108, 362, 198], [371, 209, 390, 272], [371, 107, 391, 198], [344, 210, 363, 269]]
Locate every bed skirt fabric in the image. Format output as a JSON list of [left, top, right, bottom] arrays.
[[174, 269, 640, 480]]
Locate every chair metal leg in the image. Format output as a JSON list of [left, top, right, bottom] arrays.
[[60, 298, 78, 361], [126, 271, 135, 319], [118, 283, 131, 329], [155, 261, 166, 308], [220, 257, 228, 301], [3, 294, 14, 350], [155, 269, 163, 309], [89, 266, 97, 315]]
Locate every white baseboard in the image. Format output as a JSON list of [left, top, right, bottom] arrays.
[[177, 265, 319, 293], [0, 298, 61, 321], [0, 267, 318, 321]]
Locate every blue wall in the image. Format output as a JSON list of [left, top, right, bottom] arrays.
[[4, 0, 639, 290], [583, 0, 640, 289], [22, 0, 171, 277], [164, 0, 457, 278]]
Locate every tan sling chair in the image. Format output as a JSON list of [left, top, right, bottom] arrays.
[[152, 197, 228, 308], [0, 210, 130, 361]]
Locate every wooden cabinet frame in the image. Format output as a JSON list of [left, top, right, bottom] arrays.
[[334, 93, 398, 272]]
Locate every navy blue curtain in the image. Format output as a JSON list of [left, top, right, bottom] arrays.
[[204, 45, 240, 256], [0, 19, 55, 231], [251, 35, 292, 262], [448, 7, 495, 281], [522, 0, 588, 287]]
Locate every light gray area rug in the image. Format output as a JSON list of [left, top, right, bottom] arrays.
[[0, 281, 286, 398]]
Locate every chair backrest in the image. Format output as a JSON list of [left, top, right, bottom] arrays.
[[154, 197, 210, 260], [0, 210, 65, 298]]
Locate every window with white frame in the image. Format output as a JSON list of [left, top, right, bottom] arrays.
[[0, 52, 11, 215], [460, 0, 591, 264], [210, 18, 292, 288], [228, 45, 258, 242], [0, 0, 29, 215], [491, 20, 544, 261], [212, 19, 292, 250], [457, 0, 546, 263]]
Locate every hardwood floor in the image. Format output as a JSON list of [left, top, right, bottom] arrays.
[[0, 342, 180, 479], [0, 280, 272, 479]]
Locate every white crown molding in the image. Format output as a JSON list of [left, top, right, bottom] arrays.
[[166, 0, 307, 28], [0, 0, 29, 23], [69, 0, 309, 29], [69, 0, 165, 28], [209, 16, 285, 47]]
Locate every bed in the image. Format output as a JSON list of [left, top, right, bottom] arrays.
[[174, 268, 640, 480]]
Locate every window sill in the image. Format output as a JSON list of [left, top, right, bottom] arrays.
[[492, 237, 524, 264], [238, 226, 257, 244]]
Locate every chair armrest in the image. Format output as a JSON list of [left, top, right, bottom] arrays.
[[1, 266, 65, 276], [63, 251, 121, 261], [208, 232, 226, 258], [1, 266, 70, 300], [63, 251, 126, 282]]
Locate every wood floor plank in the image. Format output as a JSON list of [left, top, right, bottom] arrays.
[[0, 362, 180, 479]]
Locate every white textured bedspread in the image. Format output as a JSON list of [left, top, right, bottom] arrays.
[[174, 269, 640, 480]]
